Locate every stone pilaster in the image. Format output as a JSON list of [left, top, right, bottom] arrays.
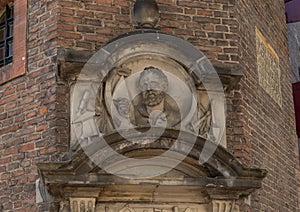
[[211, 200, 239, 212]]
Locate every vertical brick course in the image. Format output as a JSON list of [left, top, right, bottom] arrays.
[[228, 0, 299, 210], [0, 0, 67, 211]]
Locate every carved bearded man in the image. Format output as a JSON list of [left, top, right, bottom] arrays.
[[133, 67, 180, 127]]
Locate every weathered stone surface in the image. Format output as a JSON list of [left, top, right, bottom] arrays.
[[38, 129, 266, 212], [96, 204, 210, 212], [68, 31, 228, 152], [211, 200, 239, 212], [256, 28, 282, 106], [70, 198, 96, 212], [57, 46, 243, 92]]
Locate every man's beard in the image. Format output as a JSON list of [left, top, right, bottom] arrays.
[[143, 90, 165, 106]]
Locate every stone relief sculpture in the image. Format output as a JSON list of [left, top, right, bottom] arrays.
[[68, 198, 96, 212], [132, 67, 180, 128], [113, 97, 131, 129], [96, 204, 212, 212], [71, 55, 215, 146], [72, 85, 101, 147]]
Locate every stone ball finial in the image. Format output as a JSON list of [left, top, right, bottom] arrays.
[[133, 0, 159, 28]]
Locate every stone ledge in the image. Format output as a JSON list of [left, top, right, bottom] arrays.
[[57, 48, 243, 92], [38, 129, 266, 202]]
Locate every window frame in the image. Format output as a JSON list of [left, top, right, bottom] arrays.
[[0, 0, 27, 85], [0, 4, 14, 67]]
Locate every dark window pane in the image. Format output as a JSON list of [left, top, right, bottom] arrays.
[[0, 14, 4, 24], [7, 23, 13, 37], [7, 41, 13, 57], [0, 27, 4, 41], [0, 4, 14, 67], [0, 46, 4, 59], [7, 6, 13, 19]]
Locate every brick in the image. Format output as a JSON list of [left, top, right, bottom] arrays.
[[25, 134, 41, 142], [77, 25, 95, 33], [39, 107, 48, 115], [4, 87, 16, 96], [1, 173, 10, 180], [216, 25, 229, 32], [197, 9, 212, 17], [0, 125, 19, 135], [18, 97, 34, 106], [0, 112, 7, 121], [177, 1, 207, 9], [83, 18, 103, 26], [58, 32, 82, 40], [12, 169, 25, 177], [193, 17, 221, 24], [0, 166, 6, 172], [20, 143, 35, 152], [85, 5, 120, 13], [39, 146, 56, 155], [60, 1, 82, 9], [57, 23, 74, 31], [94, 13, 113, 20], [59, 7, 74, 15], [75, 41, 93, 49], [76, 10, 94, 18], [26, 111, 36, 119], [114, 0, 129, 7], [84, 34, 107, 43], [2, 147, 18, 156], [0, 93, 20, 105], [184, 8, 196, 15], [59, 15, 82, 24], [0, 157, 11, 165]]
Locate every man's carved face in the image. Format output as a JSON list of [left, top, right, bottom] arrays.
[[138, 67, 168, 107], [113, 98, 130, 117]]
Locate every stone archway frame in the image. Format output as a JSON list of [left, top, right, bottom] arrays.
[[38, 128, 267, 212], [72, 30, 227, 179]]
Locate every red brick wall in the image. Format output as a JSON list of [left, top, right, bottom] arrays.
[[0, 0, 67, 211], [0, 0, 299, 211], [57, 0, 239, 63], [234, 0, 299, 210], [0, 0, 26, 85]]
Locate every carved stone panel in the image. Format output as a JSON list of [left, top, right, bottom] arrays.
[[70, 198, 96, 212], [256, 27, 282, 106], [211, 200, 239, 212], [67, 31, 230, 180], [70, 53, 226, 148], [95, 204, 210, 212]]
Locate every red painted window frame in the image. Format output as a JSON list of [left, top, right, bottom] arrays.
[[293, 82, 300, 138], [0, 0, 27, 85]]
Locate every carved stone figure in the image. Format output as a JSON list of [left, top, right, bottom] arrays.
[[72, 87, 102, 145], [96, 204, 211, 212], [71, 56, 217, 146], [69, 198, 96, 212], [95, 65, 133, 133], [132, 66, 181, 128], [94, 83, 114, 135], [113, 97, 131, 129]]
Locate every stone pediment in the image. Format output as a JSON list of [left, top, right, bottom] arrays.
[[38, 129, 266, 202], [41, 27, 263, 211]]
